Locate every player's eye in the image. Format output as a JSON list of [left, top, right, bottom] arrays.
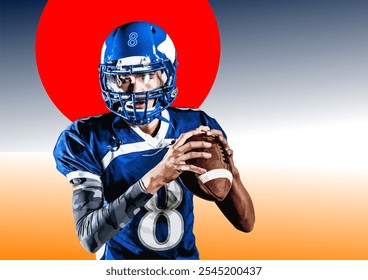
[[140, 73, 156, 83], [117, 75, 130, 84]]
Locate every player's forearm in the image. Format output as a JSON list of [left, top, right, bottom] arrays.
[[141, 165, 167, 194], [216, 173, 255, 232], [72, 179, 152, 253]]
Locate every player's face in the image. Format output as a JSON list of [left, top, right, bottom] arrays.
[[116, 71, 163, 109]]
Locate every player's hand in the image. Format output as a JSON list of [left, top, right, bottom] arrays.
[[196, 126, 239, 177], [142, 128, 213, 194]]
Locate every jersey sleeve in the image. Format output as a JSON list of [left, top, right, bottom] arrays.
[[201, 111, 228, 139], [53, 129, 103, 182]]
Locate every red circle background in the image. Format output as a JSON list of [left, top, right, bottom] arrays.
[[36, 0, 220, 121]]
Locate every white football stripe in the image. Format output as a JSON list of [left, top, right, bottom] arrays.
[[101, 138, 175, 170], [198, 169, 233, 184]]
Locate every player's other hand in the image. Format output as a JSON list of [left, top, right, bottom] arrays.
[[142, 128, 213, 194], [195, 126, 239, 178]]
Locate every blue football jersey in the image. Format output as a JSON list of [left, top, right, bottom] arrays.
[[54, 108, 226, 259]]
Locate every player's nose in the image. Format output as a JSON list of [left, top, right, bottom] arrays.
[[126, 79, 138, 93], [130, 80, 146, 93]]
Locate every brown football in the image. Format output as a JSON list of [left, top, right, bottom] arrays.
[[179, 134, 232, 201]]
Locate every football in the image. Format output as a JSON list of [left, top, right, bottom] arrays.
[[179, 133, 232, 201]]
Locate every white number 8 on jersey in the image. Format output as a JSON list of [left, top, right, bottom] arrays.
[[138, 180, 184, 251]]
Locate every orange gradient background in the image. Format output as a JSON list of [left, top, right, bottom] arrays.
[[1, 152, 367, 260]]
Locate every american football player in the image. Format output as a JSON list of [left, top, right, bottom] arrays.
[[53, 21, 255, 259]]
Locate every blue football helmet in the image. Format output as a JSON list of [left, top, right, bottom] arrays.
[[99, 21, 178, 125]]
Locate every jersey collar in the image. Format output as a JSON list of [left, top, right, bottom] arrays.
[[129, 109, 170, 148]]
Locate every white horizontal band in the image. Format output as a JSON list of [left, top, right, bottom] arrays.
[[66, 171, 101, 182], [101, 138, 175, 170], [198, 168, 233, 184]]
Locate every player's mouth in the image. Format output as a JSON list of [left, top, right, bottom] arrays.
[[126, 100, 146, 110]]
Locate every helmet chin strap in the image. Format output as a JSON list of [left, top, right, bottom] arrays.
[[156, 112, 175, 132]]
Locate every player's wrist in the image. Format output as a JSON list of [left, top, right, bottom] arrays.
[[232, 166, 240, 179], [141, 169, 165, 194]]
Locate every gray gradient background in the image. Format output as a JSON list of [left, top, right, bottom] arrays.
[[1, 0, 368, 170]]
